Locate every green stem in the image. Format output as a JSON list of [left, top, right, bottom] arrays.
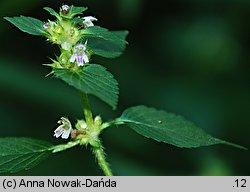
[[101, 119, 125, 131], [80, 92, 94, 128], [94, 146, 113, 176], [80, 92, 112, 175], [50, 140, 80, 153]]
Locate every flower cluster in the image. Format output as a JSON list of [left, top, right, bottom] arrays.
[[54, 116, 103, 144], [42, 5, 97, 69], [42, 5, 106, 140]]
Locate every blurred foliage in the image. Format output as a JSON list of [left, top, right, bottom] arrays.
[[0, 0, 249, 175]]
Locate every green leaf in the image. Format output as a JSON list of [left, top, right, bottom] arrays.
[[70, 17, 84, 24], [117, 106, 247, 149], [4, 16, 46, 36], [114, 30, 129, 40], [0, 138, 53, 173], [82, 26, 128, 46], [43, 7, 60, 18], [70, 6, 88, 17], [82, 26, 128, 43], [86, 30, 129, 58], [53, 64, 119, 109]]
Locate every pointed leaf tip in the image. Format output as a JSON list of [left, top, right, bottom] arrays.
[[43, 7, 60, 18], [0, 137, 53, 173], [118, 105, 246, 149], [85, 30, 129, 58], [4, 16, 46, 36]]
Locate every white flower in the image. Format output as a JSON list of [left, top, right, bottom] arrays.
[[69, 44, 89, 66], [54, 117, 72, 139], [83, 16, 97, 28]]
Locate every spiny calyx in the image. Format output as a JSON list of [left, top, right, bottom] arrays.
[[54, 116, 104, 148]]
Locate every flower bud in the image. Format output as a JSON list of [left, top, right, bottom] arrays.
[[43, 23, 50, 29], [94, 116, 102, 126], [75, 119, 87, 130], [59, 52, 71, 65], [61, 5, 70, 14], [55, 26, 63, 34]]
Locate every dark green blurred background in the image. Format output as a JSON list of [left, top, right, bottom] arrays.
[[0, 0, 249, 175]]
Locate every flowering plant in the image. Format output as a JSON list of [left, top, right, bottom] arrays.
[[1, 4, 246, 175]]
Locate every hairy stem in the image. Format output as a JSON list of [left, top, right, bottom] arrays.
[[80, 92, 94, 128], [101, 119, 125, 131], [80, 92, 112, 175], [94, 146, 113, 176]]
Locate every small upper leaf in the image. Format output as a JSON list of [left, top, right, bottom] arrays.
[[53, 64, 119, 109], [4, 16, 46, 36], [70, 6, 88, 17], [0, 137, 53, 173], [82, 26, 127, 45], [43, 7, 60, 18], [117, 106, 246, 149], [86, 30, 129, 58]]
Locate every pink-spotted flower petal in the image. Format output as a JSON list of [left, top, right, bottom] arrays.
[[69, 43, 89, 66], [69, 53, 77, 63], [43, 23, 50, 29]]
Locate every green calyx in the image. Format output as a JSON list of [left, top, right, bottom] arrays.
[[42, 5, 94, 71], [44, 19, 81, 51], [50, 114, 110, 153], [71, 116, 104, 148]]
